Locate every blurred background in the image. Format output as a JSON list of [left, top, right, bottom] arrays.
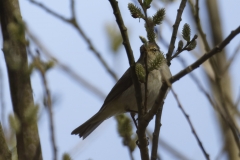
[[1, 0, 240, 159]]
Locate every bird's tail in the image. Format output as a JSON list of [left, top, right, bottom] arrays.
[[71, 119, 103, 139], [72, 104, 119, 139]]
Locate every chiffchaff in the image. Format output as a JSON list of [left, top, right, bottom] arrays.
[[71, 42, 171, 139]]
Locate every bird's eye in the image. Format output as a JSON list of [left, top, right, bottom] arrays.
[[151, 48, 158, 54]]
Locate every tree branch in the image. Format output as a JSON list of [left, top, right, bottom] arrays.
[[108, 0, 149, 159], [33, 53, 58, 160], [25, 27, 106, 100], [151, 103, 163, 160], [146, 130, 191, 160], [0, 123, 11, 160], [170, 34, 198, 60], [0, 0, 42, 159], [170, 87, 210, 160], [188, 0, 211, 52], [144, 26, 240, 157], [170, 26, 240, 84], [166, 0, 187, 65], [178, 56, 240, 150], [221, 42, 240, 76], [28, 0, 118, 81]]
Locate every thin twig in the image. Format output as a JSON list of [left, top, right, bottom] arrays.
[[188, 0, 211, 52], [29, 0, 69, 22], [223, 93, 240, 118], [0, 66, 5, 127], [35, 54, 58, 160], [28, 0, 118, 81], [138, 0, 150, 114], [170, 34, 198, 60], [144, 57, 149, 114], [151, 103, 163, 160], [177, 57, 240, 157], [221, 42, 240, 75], [25, 27, 106, 100], [108, 1, 149, 159], [236, 89, 240, 109], [145, 25, 240, 160], [170, 26, 240, 84], [166, 0, 187, 65], [147, 130, 191, 160], [189, 3, 240, 152], [159, 139, 190, 160], [70, 0, 75, 19], [177, 56, 240, 155], [170, 87, 210, 160], [152, 2, 200, 59], [42, 73, 57, 160], [145, 26, 240, 130], [215, 74, 240, 153]]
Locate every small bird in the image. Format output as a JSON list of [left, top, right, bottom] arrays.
[[71, 42, 171, 139]]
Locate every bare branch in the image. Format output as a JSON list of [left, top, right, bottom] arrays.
[[0, 123, 11, 160], [159, 139, 190, 160], [144, 26, 240, 156], [34, 53, 58, 160], [188, 0, 211, 51], [170, 26, 240, 84], [70, 0, 76, 19], [28, 0, 118, 81], [171, 34, 198, 60], [177, 57, 240, 157], [108, 0, 149, 159], [151, 103, 163, 160], [42, 72, 57, 160], [221, 42, 240, 75], [170, 87, 210, 160], [25, 27, 106, 100], [166, 0, 187, 64], [177, 54, 240, 155], [0, 0, 42, 159], [29, 0, 69, 22], [147, 130, 191, 160]]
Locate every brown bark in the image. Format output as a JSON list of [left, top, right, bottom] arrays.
[[0, 123, 11, 160], [0, 0, 42, 160]]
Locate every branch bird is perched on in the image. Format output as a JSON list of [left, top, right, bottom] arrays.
[[71, 43, 171, 139]]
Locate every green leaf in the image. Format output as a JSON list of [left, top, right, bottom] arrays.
[[152, 8, 165, 25], [182, 23, 191, 42]]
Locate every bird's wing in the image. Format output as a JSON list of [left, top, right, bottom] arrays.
[[100, 68, 132, 110]]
